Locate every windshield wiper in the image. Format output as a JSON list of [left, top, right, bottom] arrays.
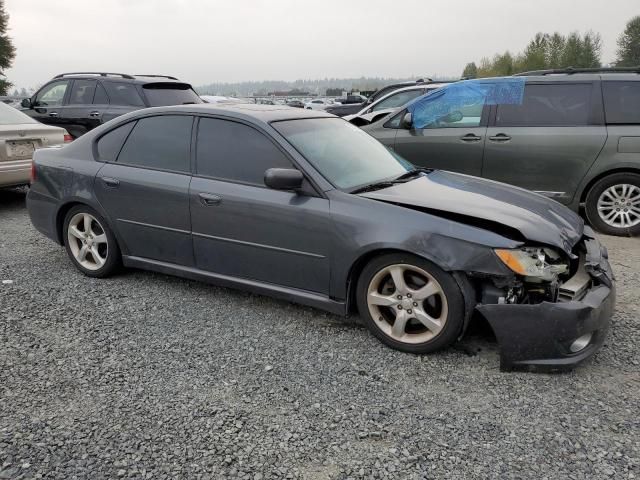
[[350, 181, 398, 194], [392, 167, 432, 181], [350, 168, 432, 194]]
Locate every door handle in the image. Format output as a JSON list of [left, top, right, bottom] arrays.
[[460, 133, 482, 142], [198, 192, 222, 206], [489, 133, 511, 142], [89, 111, 101, 117], [101, 177, 120, 187], [48, 112, 58, 117]]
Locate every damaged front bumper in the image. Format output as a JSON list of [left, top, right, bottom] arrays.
[[477, 229, 615, 372]]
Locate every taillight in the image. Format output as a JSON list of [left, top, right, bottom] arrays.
[[30, 162, 36, 184], [63, 133, 73, 143]]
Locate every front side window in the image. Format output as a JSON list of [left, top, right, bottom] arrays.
[[496, 83, 592, 127], [104, 82, 145, 107], [69, 80, 97, 105], [372, 89, 424, 112], [196, 118, 292, 185], [274, 118, 411, 190], [603, 82, 640, 124], [413, 93, 484, 129], [35, 81, 69, 107], [117, 115, 192, 172]]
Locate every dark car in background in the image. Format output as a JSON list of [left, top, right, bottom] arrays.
[[27, 104, 614, 371], [286, 100, 305, 108], [21, 72, 202, 139], [363, 68, 640, 236]]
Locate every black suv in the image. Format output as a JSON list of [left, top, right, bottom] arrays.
[[21, 72, 202, 138]]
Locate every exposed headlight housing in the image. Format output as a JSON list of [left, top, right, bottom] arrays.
[[495, 247, 568, 282]]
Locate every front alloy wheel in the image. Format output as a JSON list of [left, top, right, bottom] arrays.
[[357, 254, 464, 354], [585, 173, 640, 236]]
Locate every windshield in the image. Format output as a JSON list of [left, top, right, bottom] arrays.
[[0, 102, 37, 125], [274, 118, 412, 190], [142, 83, 203, 106]]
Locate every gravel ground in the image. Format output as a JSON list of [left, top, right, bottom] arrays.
[[1, 187, 639, 480]]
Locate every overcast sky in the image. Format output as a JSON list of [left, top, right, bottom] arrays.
[[4, 0, 639, 90]]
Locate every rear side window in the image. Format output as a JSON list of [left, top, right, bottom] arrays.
[[69, 80, 97, 105], [496, 83, 592, 126], [104, 82, 145, 107], [196, 118, 292, 186], [603, 82, 640, 124], [142, 83, 202, 107], [117, 115, 192, 172], [96, 122, 136, 162]]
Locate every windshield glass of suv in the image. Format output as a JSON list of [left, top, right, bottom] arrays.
[[142, 83, 202, 106], [0, 102, 37, 125], [274, 118, 411, 190]]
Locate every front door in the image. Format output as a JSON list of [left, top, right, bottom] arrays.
[[190, 117, 331, 294], [27, 80, 71, 127], [482, 82, 607, 205], [94, 114, 195, 265], [59, 79, 106, 138], [392, 95, 489, 176]]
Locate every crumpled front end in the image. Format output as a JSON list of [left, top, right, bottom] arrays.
[[477, 227, 615, 371]]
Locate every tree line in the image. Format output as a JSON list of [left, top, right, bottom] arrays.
[[462, 16, 640, 78]]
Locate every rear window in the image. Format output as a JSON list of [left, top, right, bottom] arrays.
[[0, 102, 37, 125], [603, 82, 640, 124], [496, 83, 592, 127], [142, 83, 202, 106]]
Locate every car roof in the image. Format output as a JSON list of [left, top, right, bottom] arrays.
[[51, 72, 187, 85], [128, 103, 336, 124]]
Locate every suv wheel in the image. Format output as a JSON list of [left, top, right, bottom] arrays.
[[63, 205, 121, 277], [356, 253, 464, 354], [585, 173, 640, 236]]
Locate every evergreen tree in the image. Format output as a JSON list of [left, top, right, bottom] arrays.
[[616, 16, 640, 67], [462, 62, 478, 79], [0, 0, 15, 95]]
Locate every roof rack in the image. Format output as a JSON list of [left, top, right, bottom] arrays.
[[134, 74, 179, 80], [514, 66, 640, 76], [54, 72, 136, 79]]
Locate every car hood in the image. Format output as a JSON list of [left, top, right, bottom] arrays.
[[359, 170, 584, 254]]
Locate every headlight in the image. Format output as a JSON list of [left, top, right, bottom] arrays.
[[495, 247, 568, 281]]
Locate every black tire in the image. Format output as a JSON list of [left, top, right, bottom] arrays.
[[585, 172, 640, 236], [63, 205, 121, 278], [356, 253, 465, 354]]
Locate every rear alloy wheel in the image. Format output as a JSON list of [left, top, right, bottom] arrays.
[[585, 173, 640, 236], [356, 253, 464, 354], [64, 206, 120, 277]]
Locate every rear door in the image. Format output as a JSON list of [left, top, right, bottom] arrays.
[[190, 117, 331, 294], [101, 81, 147, 122], [94, 114, 195, 266], [59, 79, 102, 138], [392, 94, 489, 176], [482, 81, 607, 205]]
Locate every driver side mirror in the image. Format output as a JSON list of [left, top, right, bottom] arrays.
[[21, 98, 32, 109], [400, 112, 413, 129], [264, 168, 304, 191]]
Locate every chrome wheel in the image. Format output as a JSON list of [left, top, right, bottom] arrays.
[[366, 264, 448, 344], [67, 212, 108, 271], [597, 184, 640, 228]]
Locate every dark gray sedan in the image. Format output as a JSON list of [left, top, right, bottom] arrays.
[[27, 104, 615, 371]]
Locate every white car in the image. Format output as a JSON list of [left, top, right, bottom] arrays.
[[0, 102, 68, 189], [345, 83, 449, 126], [304, 99, 335, 110]]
